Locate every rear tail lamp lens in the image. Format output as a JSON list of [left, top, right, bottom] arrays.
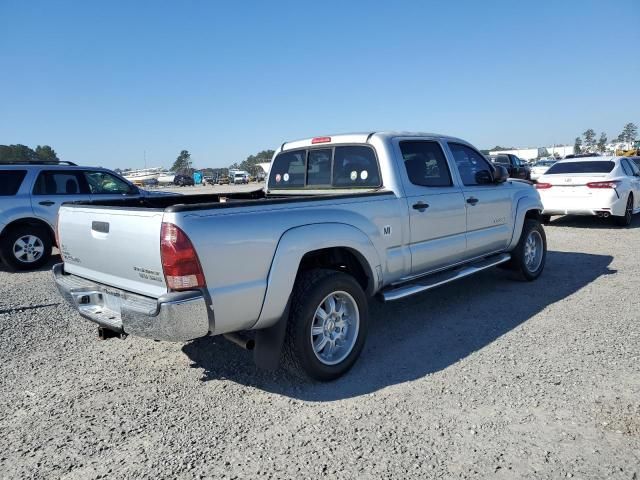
[[160, 222, 205, 291], [586, 181, 619, 189], [535, 183, 552, 189]]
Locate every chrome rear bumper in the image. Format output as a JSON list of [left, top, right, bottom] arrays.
[[52, 263, 211, 341]]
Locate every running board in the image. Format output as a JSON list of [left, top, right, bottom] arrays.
[[381, 253, 511, 302]]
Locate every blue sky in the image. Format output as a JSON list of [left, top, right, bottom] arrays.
[[1, 0, 638, 169]]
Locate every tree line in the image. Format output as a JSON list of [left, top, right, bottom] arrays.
[[171, 149, 274, 176], [574, 122, 637, 154], [0, 144, 60, 164]]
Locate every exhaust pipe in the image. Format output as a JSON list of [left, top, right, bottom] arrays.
[[223, 333, 255, 350]]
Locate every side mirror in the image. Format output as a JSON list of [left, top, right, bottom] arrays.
[[475, 170, 493, 185], [492, 165, 509, 183]]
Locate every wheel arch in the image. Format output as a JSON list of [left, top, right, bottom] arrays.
[[252, 223, 381, 330], [0, 217, 56, 246], [507, 195, 544, 251]]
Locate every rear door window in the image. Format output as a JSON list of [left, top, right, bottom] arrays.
[[545, 161, 615, 174], [332, 146, 380, 187], [33, 171, 88, 195], [399, 141, 452, 187], [84, 171, 136, 194], [0, 170, 27, 195]]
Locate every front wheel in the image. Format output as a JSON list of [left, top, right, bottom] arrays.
[[509, 219, 547, 281], [613, 195, 633, 227], [282, 269, 368, 381]]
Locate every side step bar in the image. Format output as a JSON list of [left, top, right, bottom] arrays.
[[381, 253, 511, 302]]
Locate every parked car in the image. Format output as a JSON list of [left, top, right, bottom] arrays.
[[217, 175, 230, 185], [536, 156, 640, 226], [54, 132, 546, 381], [489, 154, 531, 180], [0, 161, 144, 270], [174, 174, 195, 187], [530, 159, 557, 182], [233, 172, 248, 184], [202, 175, 215, 186]]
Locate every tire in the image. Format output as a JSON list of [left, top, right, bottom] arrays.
[[613, 195, 633, 227], [282, 269, 369, 381], [509, 219, 546, 281], [0, 225, 52, 271]]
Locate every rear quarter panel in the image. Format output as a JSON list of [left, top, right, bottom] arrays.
[[165, 193, 407, 334]]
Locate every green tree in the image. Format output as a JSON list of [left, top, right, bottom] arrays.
[[171, 150, 192, 173], [35, 145, 59, 162], [582, 129, 596, 151], [573, 137, 582, 154], [230, 149, 275, 176], [0, 144, 39, 163], [620, 122, 638, 143], [597, 132, 607, 153]]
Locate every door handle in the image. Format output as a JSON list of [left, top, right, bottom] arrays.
[[466, 197, 479, 205], [39, 201, 55, 206], [412, 201, 429, 212]]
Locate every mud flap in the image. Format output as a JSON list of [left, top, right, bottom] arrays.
[[253, 298, 290, 370]]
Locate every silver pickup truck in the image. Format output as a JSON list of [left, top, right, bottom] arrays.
[[54, 132, 546, 380]]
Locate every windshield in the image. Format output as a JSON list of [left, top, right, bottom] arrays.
[[545, 161, 615, 174]]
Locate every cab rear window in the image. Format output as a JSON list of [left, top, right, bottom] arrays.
[[545, 161, 615, 174], [0, 170, 27, 195], [269, 145, 380, 189]]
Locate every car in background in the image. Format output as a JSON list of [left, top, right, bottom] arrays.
[[530, 159, 557, 182], [202, 175, 215, 186], [173, 174, 195, 187], [536, 156, 640, 226], [217, 175, 230, 185], [489, 154, 531, 180], [233, 172, 248, 184], [0, 161, 149, 270]]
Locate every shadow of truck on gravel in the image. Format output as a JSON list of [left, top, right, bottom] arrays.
[[182, 250, 615, 401]]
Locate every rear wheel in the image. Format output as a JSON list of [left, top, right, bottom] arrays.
[[282, 269, 368, 381], [613, 195, 633, 227], [1, 225, 52, 271], [509, 219, 546, 281]]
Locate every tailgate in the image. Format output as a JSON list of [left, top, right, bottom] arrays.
[[58, 205, 167, 297]]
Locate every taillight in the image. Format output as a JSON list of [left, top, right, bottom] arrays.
[[160, 222, 205, 291], [535, 183, 552, 189], [586, 181, 619, 189], [311, 136, 331, 144]]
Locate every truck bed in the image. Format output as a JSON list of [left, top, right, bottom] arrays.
[[63, 188, 388, 212]]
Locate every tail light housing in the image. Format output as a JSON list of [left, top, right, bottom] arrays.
[[160, 222, 205, 291], [311, 136, 331, 144], [535, 182, 552, 189], [586, 181, 619, 189]]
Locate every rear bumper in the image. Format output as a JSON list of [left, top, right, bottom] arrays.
[[540, 190, 625, 216], [53, 263, 210, 341]]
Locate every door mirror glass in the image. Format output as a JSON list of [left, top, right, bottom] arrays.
[[492, 165, 509, 183]]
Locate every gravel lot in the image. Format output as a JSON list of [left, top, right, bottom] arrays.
[[1, 214, 638, 479]]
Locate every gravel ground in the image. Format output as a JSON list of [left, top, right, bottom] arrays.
[[0, 215, 638, 479]]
